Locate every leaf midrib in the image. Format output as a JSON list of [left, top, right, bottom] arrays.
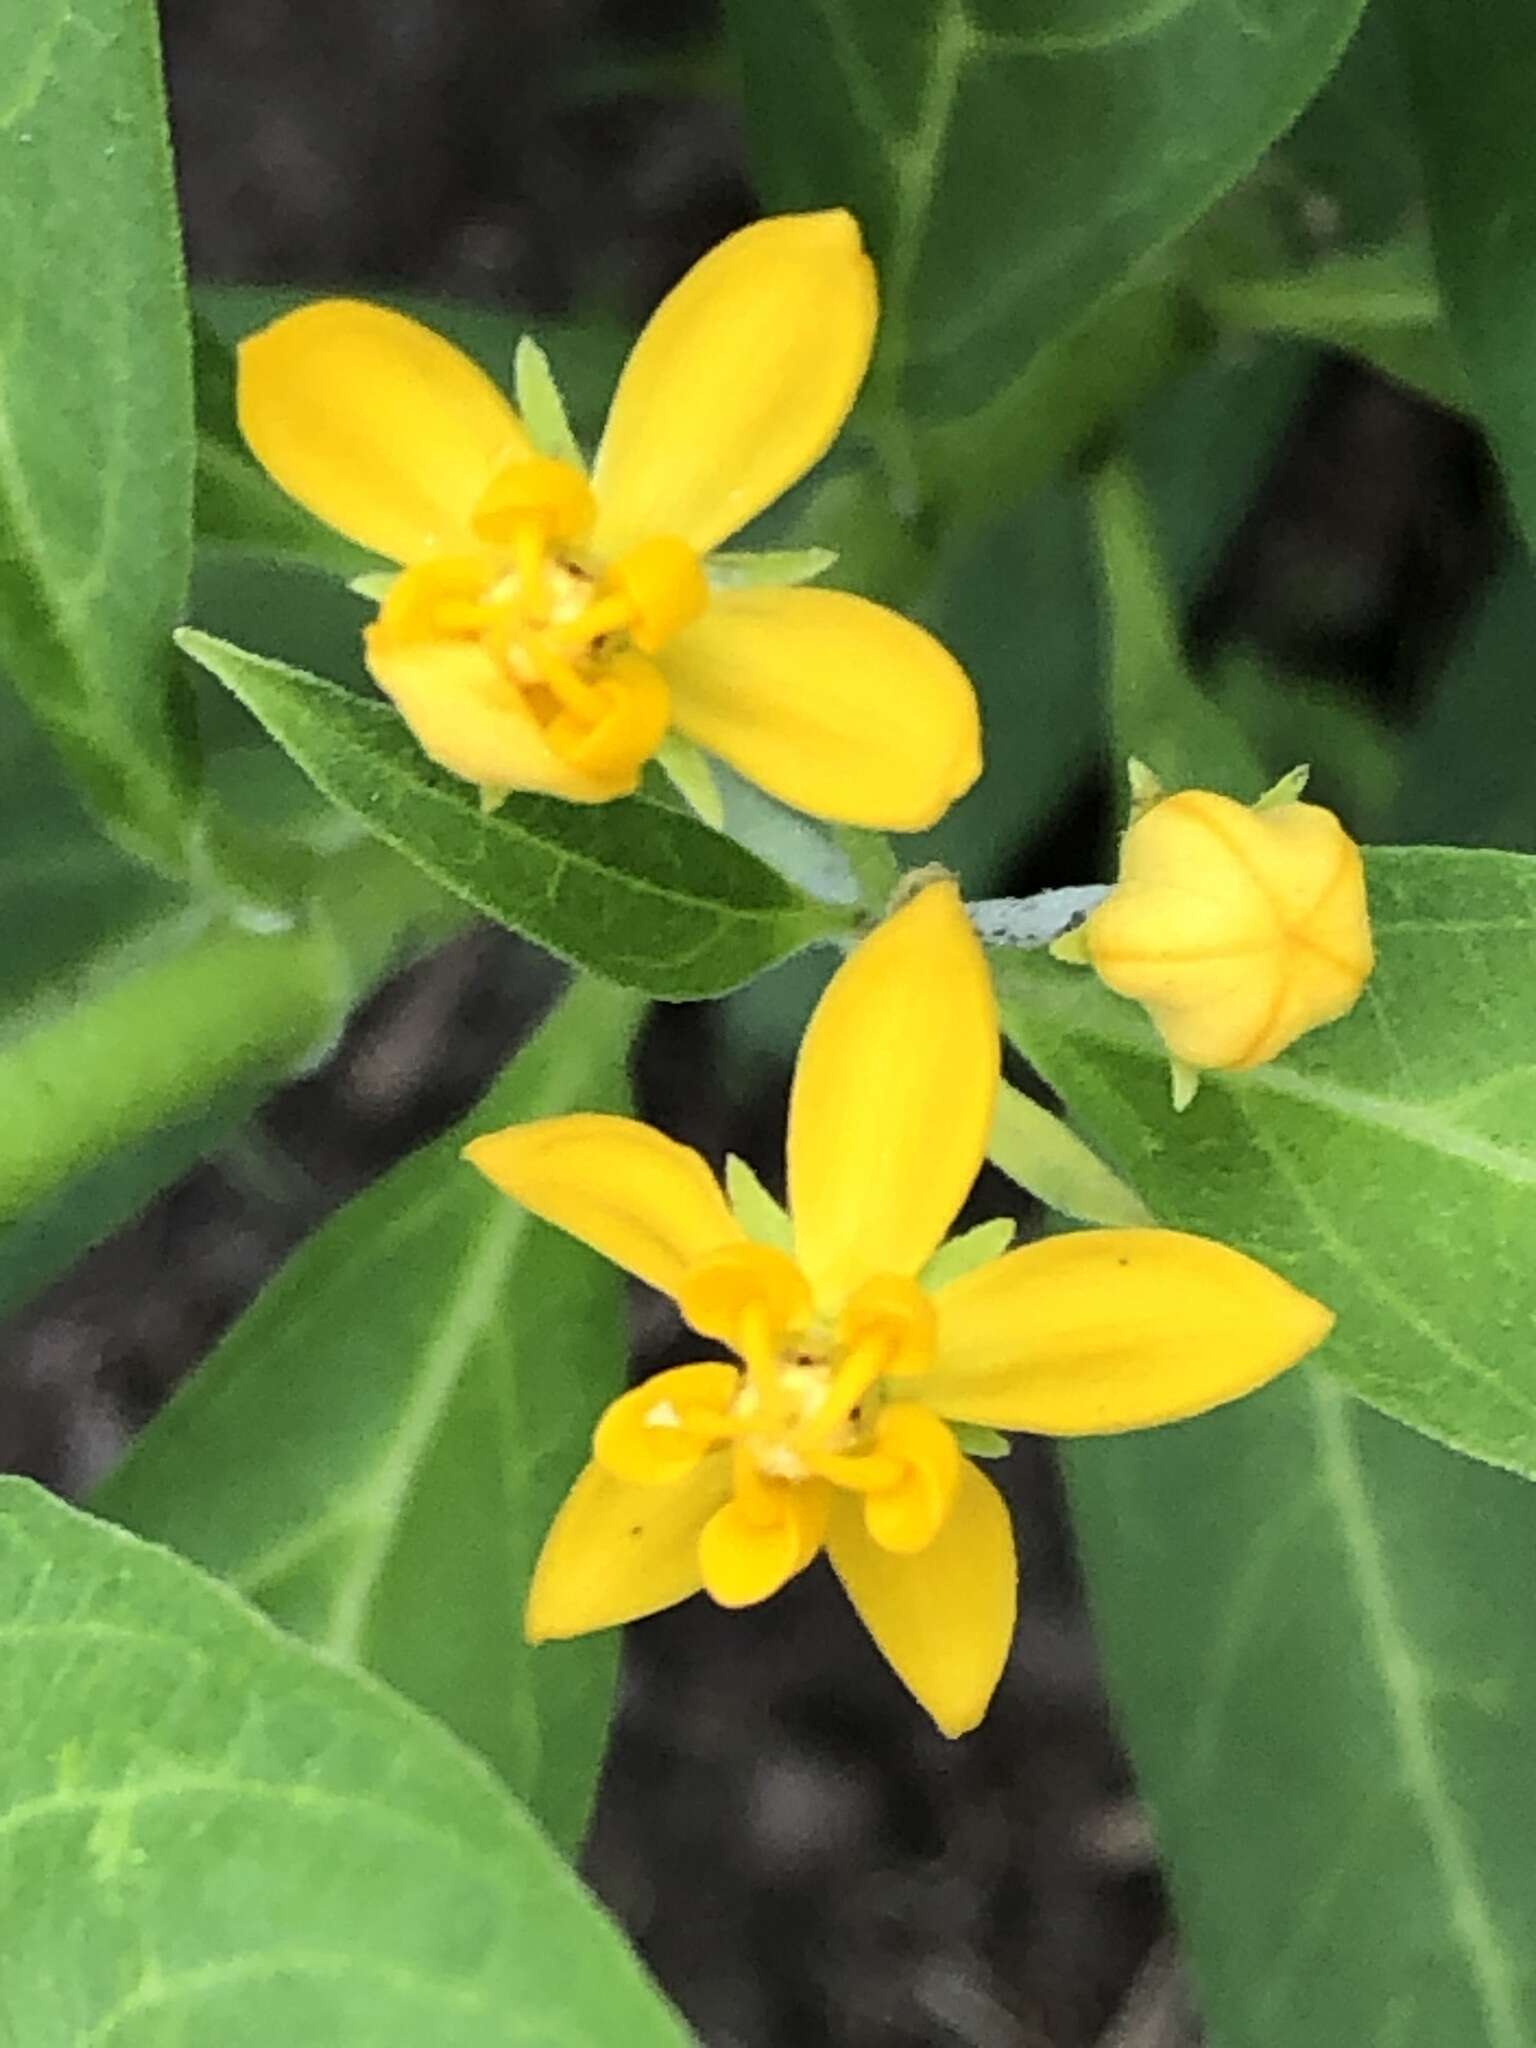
[[1308, 1378, 1527, 2045]]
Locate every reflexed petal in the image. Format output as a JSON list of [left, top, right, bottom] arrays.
[[463, 1113, 744, 1299], [238, 299, 533, 563], [525, 1456, 731, 1640], [788, 881, 998, 1307], [364, 636, 629, 800], [591, 211, 877, 558], [924, 1229, 1335, 1434], [661, 586, 981, 830], [827, 1461, 1015, 1738], [697, 1481, 829, 1607]]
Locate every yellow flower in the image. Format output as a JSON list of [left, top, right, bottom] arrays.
[[464, 881, 1334, 1736], [1081, 784, 1374, 1080], [236, 212, 980, 827]]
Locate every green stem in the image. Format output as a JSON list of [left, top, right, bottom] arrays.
[[0, 841, 465, 1224]]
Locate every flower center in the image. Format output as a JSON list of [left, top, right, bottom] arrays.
[[591, 1244, 963, 1606], [369, 454, 707, 783]]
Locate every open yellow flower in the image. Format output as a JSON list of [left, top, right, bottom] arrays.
[[1081, 784, 1374, 1083], [236, 211, 980, 827], [464, 880, 1334, 1735]]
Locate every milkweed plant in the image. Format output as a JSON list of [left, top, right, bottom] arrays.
[[4, 1, 1536, 2043]]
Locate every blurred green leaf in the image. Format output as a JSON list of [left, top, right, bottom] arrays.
[[0, 838, 458, 1232], [182, 631, 850, 999], [0, 686, 179, 1032], [1213, 649, 1402, 836], [0, 1479, 687, 2044], [1388, 0, 1536, 547], [1397, 555, 1536, 852], [1206, 244, 1473, 411], [998, 846, 1536, 1479], [1069, 1374, 1536, 2047], [0, 0, 197, 870], [97, 980, 639, 1851], [1090, 457, 1266, 794], [728, 0, 1364, 492]]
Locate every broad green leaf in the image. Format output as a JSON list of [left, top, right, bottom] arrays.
[[728, 0, 1365, 471], [1397, 554, 1536, 852], [1069, 1373, 1536, 2047], [997, 846, 1536, 1479], [0, 1479, 686, 2045], [0, 0, 196, 869], [97, 981, 640, 1850], [181, 631, 849, 998], [1387, 0, 1536, 548]]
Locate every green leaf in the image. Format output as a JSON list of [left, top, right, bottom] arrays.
[[1396, 554, 1536, 852], [97, 981, 639, 1850], [0, 0, 197, 870], [0, 837, 459, 1231], [1206, 244, 1474, 412], [0, 1478, 686, 2044], [514, 335, 585, 469], [728, 0, 1365, 477], [1068, 1373, 1536, 2047], [181, 630, 848, 998], [1089, 457, 1266, 796], [1387, 0, 1536, 549], [997, 846, 1536, 1479]]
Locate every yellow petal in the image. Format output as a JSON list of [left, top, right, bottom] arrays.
[[237, 299, 533, 564], [924, 1229, 1334, 1434], [697, 1480, 829, 1608], [826, 1462, 1015, 1738], [526, 1455, 731, 1640], [590, 211, 877, 558], [463, 1113, 743, 1299], [593, 1362, 742, 1485], [660, 587, 981, 830], [364, 635, 631, 801], [788, 881, 998, 1307]]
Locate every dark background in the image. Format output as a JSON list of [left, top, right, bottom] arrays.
[[1, 4, 1497, 2043]]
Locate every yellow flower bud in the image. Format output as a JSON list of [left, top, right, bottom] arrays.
[[1082, 787, 1374, 1075]]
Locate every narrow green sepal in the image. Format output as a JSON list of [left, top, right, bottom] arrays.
[[1126, 755, 1165, 818], [514, 334, 584, 470], [1254, 763, 1311, 810], [479, 784, 510, 815], [920, 1217, 1015, 1290], [952, 1423, 1011, 1461], [348, 570, 396, 602], [705, 546, 838, 591], [656, 733, 724, 829], [1170, 1059, 1201, 1112], [1048, 924, 1093, 965], [988, 1082, 1154, 1226], [725, 1154, 793, 1251]]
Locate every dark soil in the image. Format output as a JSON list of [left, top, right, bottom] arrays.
[[1, 3, 1496, 2042]]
